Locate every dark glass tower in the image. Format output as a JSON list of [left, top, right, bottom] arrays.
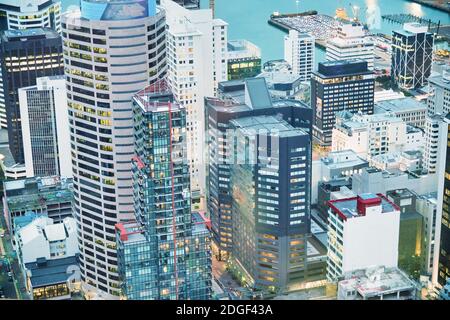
[[0, 28, 64, 164], [116, 80, 212, 300], [310, 59, 375, 146], [438, 114, 450, 286]]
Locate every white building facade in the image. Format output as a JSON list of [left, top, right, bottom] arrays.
[[284, 29, 314, 81], [18, 76, 71, 178], [327, 193, 401, 281], [62, 0, 167, 298], [326, 22, 374, 70], [332, 112, 424, 160], [163, 0, 227, 206]]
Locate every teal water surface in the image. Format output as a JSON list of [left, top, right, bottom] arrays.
[[62, 0, 449, 62]]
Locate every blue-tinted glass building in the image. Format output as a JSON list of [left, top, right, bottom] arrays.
[[116, 80, 212, 300]]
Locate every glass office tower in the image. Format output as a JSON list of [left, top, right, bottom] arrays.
[[116, 80, 212, 300]]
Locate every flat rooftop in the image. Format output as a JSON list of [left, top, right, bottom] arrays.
[[329, 193, 399, 220], [231, 115, 308, 138], [339, 266, 416, 299], [1, 28, 59, 43], [375, 97, 426, 113]]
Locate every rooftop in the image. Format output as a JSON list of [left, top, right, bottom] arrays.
[[320, 149, 368, 169], [133, 79, 184, 113], [339, 266, 416, 299], [231, 115, 308, 138], [1, 28, 60, 43], [25, 256, 78, 288], [328, 193, 399, 221], [375, 97, 426, 113], [5, 176, 73, 212]]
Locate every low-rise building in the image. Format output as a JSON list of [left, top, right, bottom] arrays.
[[369, 150, 423, 172], [375, 97, 427, 129], [338, 266, 417, 300], [352, 167, 437, 197], [327, 193, 401, 281], [332, 111, 424, 160], [2, 176, 73, 232]]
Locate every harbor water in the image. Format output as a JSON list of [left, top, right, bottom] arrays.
[[62, 0, 449, 62]]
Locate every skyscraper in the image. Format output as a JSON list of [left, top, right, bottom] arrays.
[[18, 75, 71, 178], [311, 60, 375, 146], [326, 22, 374, 70], [0, 28, 64, 162], [427, 68, 450, 117], [116, 80, 211, 300], [284, 30, 314, 81], [62, 0, 167, 298], [163, 0, 228, 209], [391, 23, 433, 90], [228, 115, 312, 292], [435, 114, 450, 286], [205, 77, 312, 260], [0, 0, 61, 32]]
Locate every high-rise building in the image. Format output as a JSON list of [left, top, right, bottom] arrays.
[[424, 114, 448, 174], [227, 39, 261, 81], [326, 22, 374, 70], [228, 115, 313, 292], [0, 28, 64, 162], [205, 77, 312, 260], [311, 60, 375, 146], [391, 23, 433, 90], [427, 68, 450, 117], [163, 0, 228, 209], [435, 114, 450, 286], [0, 0, 61, 32], [115, 80, 211, 300], [18, 76, 71, 178], [327, 193, 401, 281], [284, 30, 314, 81], [62, 0, 167, 298]]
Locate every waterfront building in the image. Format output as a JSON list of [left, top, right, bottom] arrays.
[[205, 77, 312, 260], [284, 30, 314, 81], [311, 60, 374, 146], [18, 76, 71, 178], [163, 0, 228, 209], [0, 0, 61, 32], [115, 81, 211, 300], [332, 111, 424, 160], [427, 68, 450, 117], [228, 115, 312, 292], [227, 39, 261, 80], [416, 192, 439, 274], [391, 23, 433, 90], [0, 28, 63, 162], [2, 176, 73, 232], [375, 97, 427, 129], [327, 193, 401, 281], [337, 266, 417, 300], [326, 22, 374, 70], [62, 0, 167, 298]]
